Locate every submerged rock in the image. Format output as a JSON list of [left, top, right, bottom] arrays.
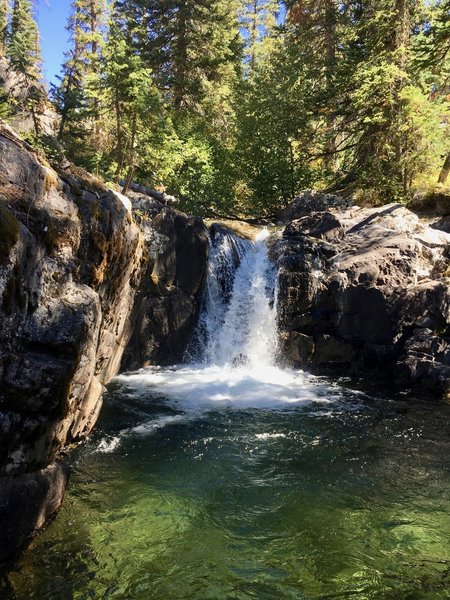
[[276, 202, 450, 399]]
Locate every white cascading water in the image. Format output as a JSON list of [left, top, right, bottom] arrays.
[[99, 227, 343, 452], [196, 228, 277, 369]]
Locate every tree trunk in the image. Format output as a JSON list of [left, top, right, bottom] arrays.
[[438, 151, 450, 185], [121, 112, 138, 196], [114, 84, 125, 183], [250, 0, 258, 70], [174, 4, 188, 111], [323, 0, 337, 170]]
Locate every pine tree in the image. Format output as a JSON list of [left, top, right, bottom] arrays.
[[284, 0, 351, 176], [54, 0, 106, 163], [0, 0, 9, 56], [130, 0, 241, 117], [102, 1, 166, 188], [109, 0, 243, 213], [238, 0, 280, 73], [8, 0, 42, 80], [340, 0, 426, 197], [415, 0, 450, 184]]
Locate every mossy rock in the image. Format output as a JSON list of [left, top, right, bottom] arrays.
[[0, 204, 20, 265]]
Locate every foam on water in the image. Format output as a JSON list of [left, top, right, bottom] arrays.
[[105, 227, 342, 452], [96, 413, 189, 453], [116, 365, 340, 411]]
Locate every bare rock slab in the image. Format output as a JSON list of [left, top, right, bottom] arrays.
[[276, 202, 450, 399]]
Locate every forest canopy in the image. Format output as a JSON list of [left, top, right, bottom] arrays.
[[0, 0, 449, 217]]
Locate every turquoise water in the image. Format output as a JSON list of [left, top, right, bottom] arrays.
[[6, 370, 450, 599]]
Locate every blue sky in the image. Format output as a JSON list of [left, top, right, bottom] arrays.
[[37, 0, 71, 85]]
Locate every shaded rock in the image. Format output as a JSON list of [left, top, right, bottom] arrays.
[[276, 203, 450, 399], [277, 190, 353, 224], [121, 196, 209, 368], [0, 462, 69, 564], [0, 126, 144, 558], [408, 190, 450, 217], [432, 216, 450, 234]]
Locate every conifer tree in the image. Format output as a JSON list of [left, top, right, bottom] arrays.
[[8, 0, 41, 80], [102, 0, 166, 188], [0, 0, 9, 56], [130, 0, 241, 117], [110, 0, 242, 213], [416, 0, 450, 184], [238, 0, 280, 72], [54, 0, 106, 163]]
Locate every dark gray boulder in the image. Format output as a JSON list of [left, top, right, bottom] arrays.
[[121, 196, 209, 368], [276, 202, 450, 399], [277, 190, 353, 224]]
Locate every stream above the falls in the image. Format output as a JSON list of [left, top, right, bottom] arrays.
[[5, 228, 450, 599]]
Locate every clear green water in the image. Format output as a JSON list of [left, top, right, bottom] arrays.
[[5, 374, 450, 600]]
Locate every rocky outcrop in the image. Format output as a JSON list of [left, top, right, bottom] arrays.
[[276, 202, 450, 399], [122, 195, 208, 368], [0, 126, 210, 562], [0, 126, 144, 561], [277, 190, 353, 224], [0, 57, 58, 136]]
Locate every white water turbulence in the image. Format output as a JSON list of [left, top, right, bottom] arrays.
[[197, 228, 277, 369], [102, 228, 344, 451]]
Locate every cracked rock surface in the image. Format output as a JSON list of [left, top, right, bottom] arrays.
[[276, 202, 450, 399]]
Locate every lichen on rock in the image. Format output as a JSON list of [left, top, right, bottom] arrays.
[[0, 127, 144, 561]]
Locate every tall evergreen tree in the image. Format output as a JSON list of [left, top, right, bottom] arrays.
[[340, 0, 424, 197], [102, 0, 166, 188], [0, 0, 8, 56], [8, 0, 41, 80], [53, 0, 106, 163], [415, 0, 450, 184], [130, 0, 241, 117], [238, 0, 280, 72], [108, 0, 243, 213]]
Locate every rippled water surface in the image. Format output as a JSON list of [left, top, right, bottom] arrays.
[[6, 369, 450, 599]]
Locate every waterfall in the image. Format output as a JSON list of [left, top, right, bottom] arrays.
[[192, 228, 278, 369], [112, 224, 340, 416]]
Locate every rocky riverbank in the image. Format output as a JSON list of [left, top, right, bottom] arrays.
[[276, 193, 450, 399], [0, 126, 208, 562]]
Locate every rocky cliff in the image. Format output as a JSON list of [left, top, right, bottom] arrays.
[[0, 125, 208, 562], [276, 195, 450, 399], [0, 125, 144, 561], [121, 195, 208, 369], [0, 57, 58, 137]]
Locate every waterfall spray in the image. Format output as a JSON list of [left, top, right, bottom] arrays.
[[194, 228, 278, 369]]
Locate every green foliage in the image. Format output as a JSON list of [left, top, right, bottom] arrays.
[[0, 0, 8, 55], [40, 0, 450, 214], [52, 0, 107, 165], [8, 0, 41, 80], [239, 0, 279, 72]]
